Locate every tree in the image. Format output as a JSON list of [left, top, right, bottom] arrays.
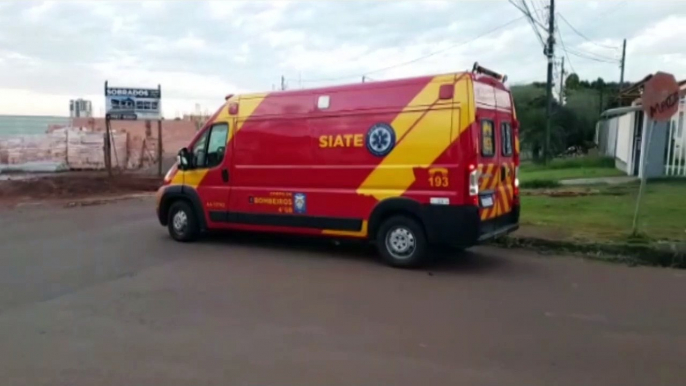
[[512, 75, 607, 161], [565, 73, 580, 90]]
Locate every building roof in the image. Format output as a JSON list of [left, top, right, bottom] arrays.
[[620, 74, 686, 103]]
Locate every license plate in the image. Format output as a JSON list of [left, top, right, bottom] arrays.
[[480, 195, 494, 208]]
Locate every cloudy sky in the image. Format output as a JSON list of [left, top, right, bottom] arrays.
[[0, 0, 684, 118]]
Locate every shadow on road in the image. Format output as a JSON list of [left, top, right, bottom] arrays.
[[198, 230, 514, 275]]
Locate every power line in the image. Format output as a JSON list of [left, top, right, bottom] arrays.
[[530, 0, 547, 26], [521, 0, 547, 47], [508, 0, 546, 47], [566, 48, 618, 64], [555, 25, 576, 74], [298, 15, 526, 84], [557, 13, 620, 51], [586, 0, 628, 23], [509, 0, 546, 29]]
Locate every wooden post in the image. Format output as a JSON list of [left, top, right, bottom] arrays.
[[157, 119, 163, 177], [105, 117, 112, 177]]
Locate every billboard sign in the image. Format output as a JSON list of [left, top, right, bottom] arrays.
[[105, 84, 161, 120]]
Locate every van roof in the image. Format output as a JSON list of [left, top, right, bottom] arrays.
[[236, 71, 478, 100]]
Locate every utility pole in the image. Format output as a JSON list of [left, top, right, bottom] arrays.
[[544, 0, 555, 163], [362, 75, 366, 83], [280, 75, 286, 91], [559, 57, 565, 106], [619, 38, 627, 89]]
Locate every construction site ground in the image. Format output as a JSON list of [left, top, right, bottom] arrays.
[[0, 172, 160, 207]]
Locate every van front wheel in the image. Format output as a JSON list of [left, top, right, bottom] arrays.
[[167, 201, 199, 242], [376, 216, 429, 268]]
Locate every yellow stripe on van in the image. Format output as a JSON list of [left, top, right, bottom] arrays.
[[357, 75, 474, 201], [322, 221, 368, 238], [171, 94, 268, 188]]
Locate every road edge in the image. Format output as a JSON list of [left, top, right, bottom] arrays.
[[491, 236, 686, 269]]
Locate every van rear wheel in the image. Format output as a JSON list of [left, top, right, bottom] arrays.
[[167, 201, 199, 242], [376, 216, 429, 268]]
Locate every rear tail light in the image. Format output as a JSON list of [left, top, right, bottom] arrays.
[[513, 165, 520, 205], [468, 163, 479, 206]]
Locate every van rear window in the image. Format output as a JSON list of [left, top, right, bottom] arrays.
[[501, 122, 513, 156], [481, 120, 495, 157]]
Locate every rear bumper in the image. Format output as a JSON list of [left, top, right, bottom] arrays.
[[420, 204, 519, 248], [478, 205, 520, 242]]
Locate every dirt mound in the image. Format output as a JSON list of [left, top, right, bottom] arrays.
[[0, 173, 161, 202]]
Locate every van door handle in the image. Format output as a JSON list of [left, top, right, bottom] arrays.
[[221, 169, 229, 183]]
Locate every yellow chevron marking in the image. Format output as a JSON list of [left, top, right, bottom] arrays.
[[480, 164, 495, 190], [236, 93, 268, 132], [357, 75, 474, 201], [172, 94, 268, 188], [322, 221, 368, 238]]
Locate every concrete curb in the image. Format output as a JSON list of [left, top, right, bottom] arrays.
[[63, 193, 156, 207], [11, 192, 156, 209], [492, 235, 686, 269]]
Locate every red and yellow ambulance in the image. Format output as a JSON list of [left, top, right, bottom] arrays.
[[156, 64, 520, 267]]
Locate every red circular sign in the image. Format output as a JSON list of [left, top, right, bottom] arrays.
[[643, 72, 680, 122]]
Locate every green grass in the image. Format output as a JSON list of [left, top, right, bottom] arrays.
[[520, 156, 624, 183], [520, 167, 624, 183], [521, 182, 686, 242]]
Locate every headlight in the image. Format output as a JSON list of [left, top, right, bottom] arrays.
[[164, 164, 177, 183]]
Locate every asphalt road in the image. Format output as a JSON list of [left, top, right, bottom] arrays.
[[0, 198, 684, 386]]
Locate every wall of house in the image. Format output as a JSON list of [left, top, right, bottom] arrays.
[[614, 113, 634, 173]]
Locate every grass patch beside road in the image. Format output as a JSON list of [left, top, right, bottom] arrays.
[[520, 181, 686, 242], [520, 156, 623, 183]]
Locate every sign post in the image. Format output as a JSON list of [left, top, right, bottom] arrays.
[[104, 82, 162, 176], [632, 72, 680, 235]]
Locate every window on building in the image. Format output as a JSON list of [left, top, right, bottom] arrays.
[[501, 122, 513, 156], [481, 120, 495, 157]]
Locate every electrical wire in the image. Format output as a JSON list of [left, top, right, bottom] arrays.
[[556, 26, 577, 74], [521, 0, 547, 48], [557, 13, 620, 51], [566, 48, 618, 64], [508, 0, 546, 48], [298, 15, 526, 84], [530, 0, 547, 26]]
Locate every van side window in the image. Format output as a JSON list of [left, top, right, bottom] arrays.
[[192, 130, 209, 167], [501, 122, 513, 156], [193, 123, 229, 168], [481, 120, 495, 157]]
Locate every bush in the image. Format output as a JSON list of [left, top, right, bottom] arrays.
[[520, 179, 561, 189]]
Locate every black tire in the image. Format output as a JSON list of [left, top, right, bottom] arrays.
[[376, 215, 429, 268], [167, 201, 199, 242]]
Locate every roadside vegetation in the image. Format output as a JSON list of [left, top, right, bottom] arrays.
[[520, 156, 624, 187], [513, 154, 685, 267], [521, 181, 686, 243]]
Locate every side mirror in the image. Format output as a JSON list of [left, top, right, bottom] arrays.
[[177, 148, 191, 170]]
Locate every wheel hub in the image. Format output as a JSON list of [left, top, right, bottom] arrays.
[[386, 227, 416, 259], [172, 211, 188, 233]]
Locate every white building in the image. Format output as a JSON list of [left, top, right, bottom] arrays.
[[69, 99, 92, 118], [597, 77, 686, 178]]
